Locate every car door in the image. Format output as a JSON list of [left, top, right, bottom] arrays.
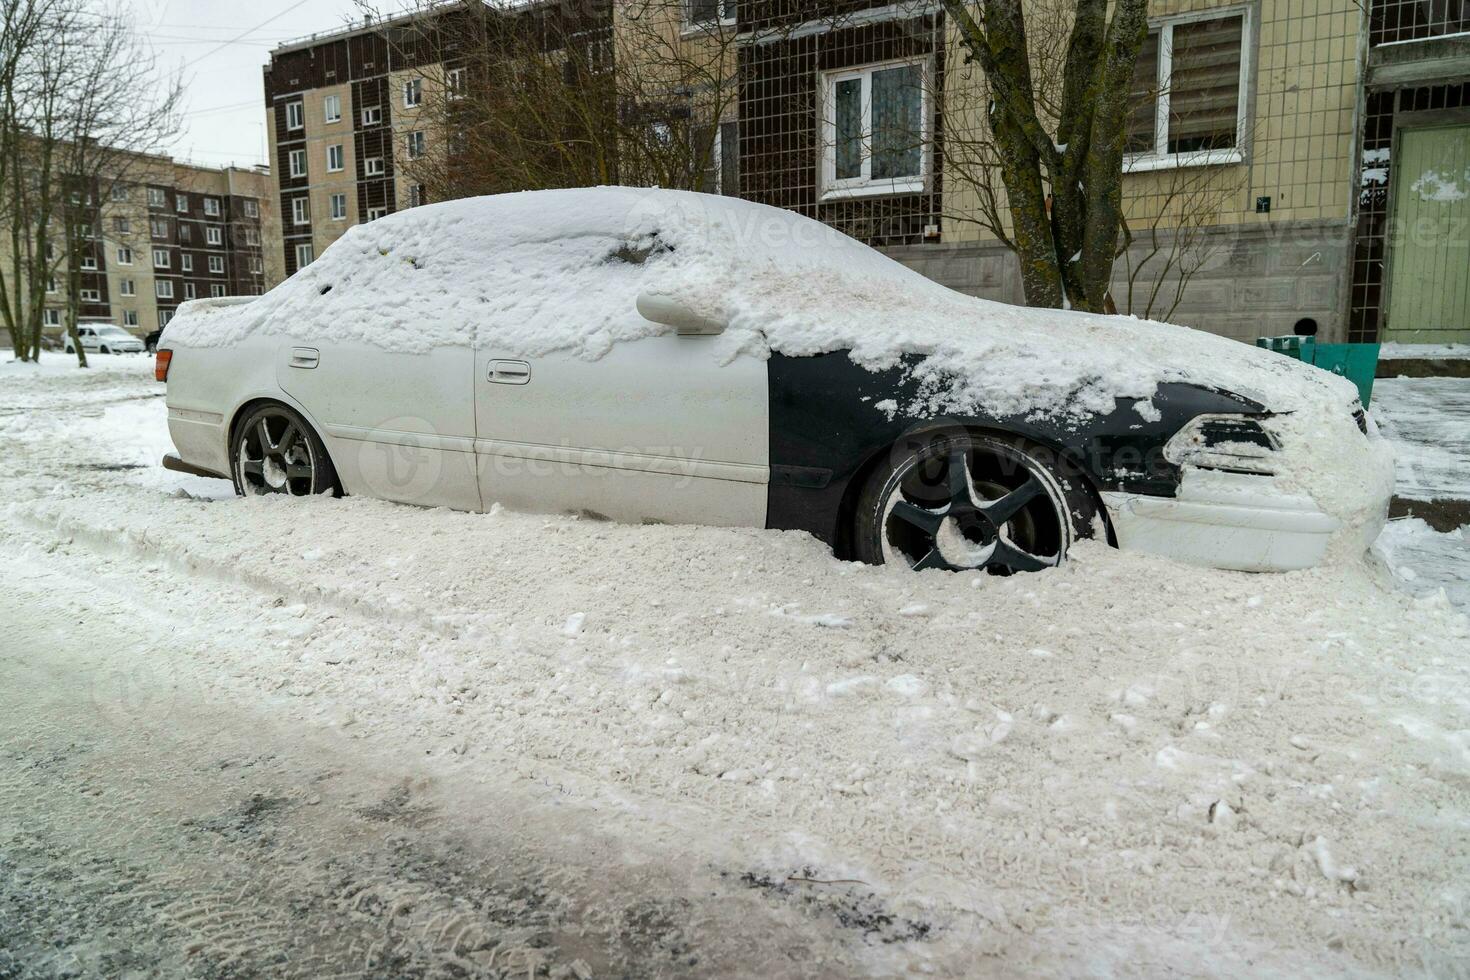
[[275, 341, 481, 511], [472, 334, 768, 528]]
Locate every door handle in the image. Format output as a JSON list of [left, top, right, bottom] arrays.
[[289, 347, 319, 369], [487, 359, 531, 385]]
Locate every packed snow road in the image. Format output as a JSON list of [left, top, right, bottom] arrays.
[[2, 354, 1469, 978]]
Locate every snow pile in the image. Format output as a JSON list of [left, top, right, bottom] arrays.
[[2, 360, 1468, 973]]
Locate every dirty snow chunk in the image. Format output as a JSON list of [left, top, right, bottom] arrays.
[[770, 605, 853, 628], [1133, 399, 1162, 423], [1309, 836, 1359, 883], [885, 674, 928, 698], [897, 603, 930, 617], [826, 676, 877, 698], [562, 612, 586, 636]]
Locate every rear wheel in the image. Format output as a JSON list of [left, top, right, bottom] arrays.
[[854, 434, 1096, 575], [230, 403, 339, 498]]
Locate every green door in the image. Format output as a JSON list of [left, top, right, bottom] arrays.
[[1384, 123, 1470, 343]]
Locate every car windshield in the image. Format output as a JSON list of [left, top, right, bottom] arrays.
[[98, 327, 132, 338]]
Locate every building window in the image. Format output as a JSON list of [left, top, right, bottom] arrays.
[[447, 67, 465, 98], [46, 276, 57, 293], [176, 193, 188, 213], [1371, 0, 1470, 45], [119, 279, 135, 296], [150, 218, 168, 238], [43, 309, 60, 327], [157, 279, 174, 298], [364, 156, 385, 176], [211, 284, 226, 298], [330, 192, 348, 219], [242, 199, 258, 218], [158, 310, 173, 328], [113, 216, 129, 233], [184, 282, 197, 300], [289, 149, 307, 178], [152, 248, 169, 269], [327, 143, 344, 172], [292, 197, 310, 225], [206, 226, 223, 245], [286, 100, 304, 130], [250, 257, 262, 274], [147, 187, 166, 208], [362, 105, 382, 126], [698, 120, 739, 195], [208, 255, 225, 274], [80, 255, 97, 270], [123, 309, 138, 327], [110, 184, 128, 202], [204, 197, 220, 217], [403, 78, 422, 108], [79, 288, 101, 303], [179, 224, 191, 242], [820, 60, 929, 199], [295, 243, 314, 268], [406, 130, 426, 159], [324, 93, 341, 123], [367, 206, 387, 221], [244, 227, 259, 246], [409, 184, 427, 207], [686, 0, 734, 26], [1126, 10, 1249, 171], [181, 254, 193, 272], [116, 247, 132, 265]]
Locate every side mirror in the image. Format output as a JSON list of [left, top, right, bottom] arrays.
[[636, 291, 727, 337]]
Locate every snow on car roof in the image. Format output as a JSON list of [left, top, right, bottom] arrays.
[[164, 186, 1356, 427]]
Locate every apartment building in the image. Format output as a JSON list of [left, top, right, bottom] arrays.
[[17, 156, 283, 341]]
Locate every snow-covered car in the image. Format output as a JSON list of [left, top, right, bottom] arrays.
[[67, 324, 144, 355], [157, 188, 1393, 574]]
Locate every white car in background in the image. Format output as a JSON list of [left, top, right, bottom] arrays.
[[156, 188, 1394, 574], [66, 324, 145, 355]]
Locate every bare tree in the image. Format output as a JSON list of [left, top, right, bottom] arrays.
[[938, 0, 1152, 312], [0, 0, 181, 364]]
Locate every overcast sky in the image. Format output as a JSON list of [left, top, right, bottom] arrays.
[[128, 0, 385, 170]]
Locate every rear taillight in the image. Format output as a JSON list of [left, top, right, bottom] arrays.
[[155, 348, 172, 382]]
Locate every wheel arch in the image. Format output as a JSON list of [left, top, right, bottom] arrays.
[[224, 394, 342, 493]]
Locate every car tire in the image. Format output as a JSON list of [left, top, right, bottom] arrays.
[[230, 403, 340, 498], [853, 432, 1099, 575], [100, 345, 109, 354]]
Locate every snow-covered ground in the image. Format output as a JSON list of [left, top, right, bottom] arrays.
[[3, 353, 1470, 977]]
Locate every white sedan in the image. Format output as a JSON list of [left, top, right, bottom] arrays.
[[157, 188, 1393, 574], [67, 324, 145, 355]]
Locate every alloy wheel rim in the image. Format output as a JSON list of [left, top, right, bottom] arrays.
[[237, 412, 315, 495], [880, 445, 1066, 575]]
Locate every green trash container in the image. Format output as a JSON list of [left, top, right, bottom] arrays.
[[1256, 336, 1380, 408]]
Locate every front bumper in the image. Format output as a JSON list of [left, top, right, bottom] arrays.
[[1101, 470, 1389, 573]]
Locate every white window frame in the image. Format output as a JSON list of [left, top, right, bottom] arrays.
[[446, 67, 465, 98], [286, 100, 304, 131], [295, 243, 314, 268], [211, 284, 226, 298], [79, 288, 101, 303], [43, 309, 60, 327], [147, 187, 166, 208], [208, 255, 225, 274], [204, 197, 221, 217], [150, 218, 168, 239], [110, 184, 129, 202], [244, 227, 260, 246], [152, 248, 169, 269], [684, 0, 734, 29], [180, 254, 193, 273], [158, 310, 172, 328], [184, 281, 197, 300], [176, 193, 188, 213], [46, 276, 57, 293], [155, 280, 174, 299], [330, 192, 348, 220], [409, 184, 426, 208], [116, 246, 132, 265], [403, 77, 422, 108], [324, 94, 342, 123], [406, 130, 426, 159], [364, 156, 385, 177], [289, 149, 308, 178], [80, 255, 97, 271], [367, 206, 387, 221], [327, 143, 345, 172], [123, 309, 138, 327], [113, 216, 129, 233], [1123, 6, 1253, 174], [206, 226, 223, 246], [242, 199, 259, 218], [819, 58, 932, 201], [292, 197, 310, 225], [119, 279, 135, 297], [361, 105, 382, 126]]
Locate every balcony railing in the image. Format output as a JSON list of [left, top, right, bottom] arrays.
[[1372, 0, 1470, 45]]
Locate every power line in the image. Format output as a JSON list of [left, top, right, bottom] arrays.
[[179, 0, 319, 70]]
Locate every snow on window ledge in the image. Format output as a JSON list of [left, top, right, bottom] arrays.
[[819, 176, 927, 202]]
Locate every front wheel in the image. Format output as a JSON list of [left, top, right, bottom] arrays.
[[231, 403, 339, 498], [854, 434, 1098, 575], [99, 345, 110, 354]]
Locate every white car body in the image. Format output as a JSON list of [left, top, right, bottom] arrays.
[[158, 189, 1393, 574], [68, 325, 145, 354]]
